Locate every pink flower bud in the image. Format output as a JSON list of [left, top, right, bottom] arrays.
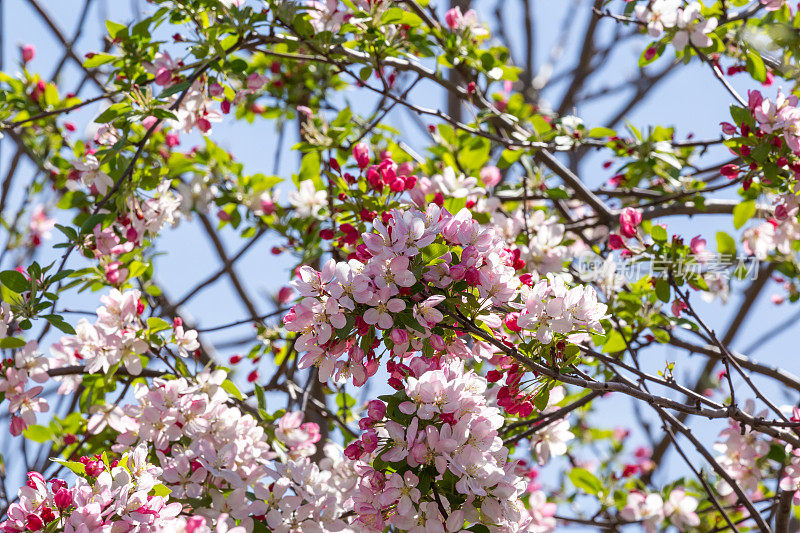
[[22, 44, 35, 63], [517, 401, 533, 417], [671, 300, 688, 317], [26, 472, 45, 489], [608, 234, 626, 250], [397, 161, 415, 176], [10, 415, 26, 436], [247, 72, 267, 90], [344, 441, 364, 460], [504, 313, 521, 332], [277, 286, 294, 304], [720, 122, 738, 135], [367, 400, 386, 420], [619, 207, 642, 238], [54, 488, 73, 510], [208, 82, 224, 97], [142, 115, 159, 131], [748, 89, 763, 111], [26, 514, 43, 531], [85, 460, 104, 477], [445, 7, 463, 29], [464, 267, 480, 286], [362, 430, 379, 453], [197, 117, 212, 133], [353, 143, 371, 169], [155, 67, 172, 86], [430, 334, 446, 351], [480, 165, 502, 187], [690, 236, 706, 254], [390, 329, 409, 345], [720, 164, 739, 178]]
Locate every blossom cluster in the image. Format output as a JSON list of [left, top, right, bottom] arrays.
[[634, 1, 717, 50], [713, 399, 770, 500], [111, 370, 275, 525], [49, 289, 198, 380], [634, 0, 717, 50], [306, 0, 392, 33], [518, 387, 574, 465], [747, 89, 800, 154], [67, 156, 183, 283], [284, 200, 606, 387], [284, 203, 516, 384], [620, 488, 700, 533], [780, 447, 800, 505], [27, 205, 56, 247], [0, 340, 49, 436], [167, 79, 222, 135], [261, 445, 359, 532], [444, 6, 489, 38], [0, 445, 183, 533], [511, 274, 607, 345], [743, 193, 800, 260], [346, 357, 551, 532]]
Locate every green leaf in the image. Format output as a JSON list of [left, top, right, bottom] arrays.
[[0, 337, 25, 349], [255, 384, 266, 411], [655, 278, 671, 303], [531, 115, 552, 135], [298, 151, 322, 189], [105, 20, 128, 38], [651, 327, 670, 343], [52, 459, 86, 476], [221, 379, 245, 401], [568, 467, 603, 495], [43, 315, 76, 335], [588, 127, 616, 138], [23, 424, 52, 443], [545, 188, 569, 199], [716, 231, 737, 256], [0, 270, 29, 292], [733, 200, 756, 229], [457, 137, 491, 171], [151, 484, 172, 497], [94, 103, 129, 124], [730, 105, 751, 127], [128, 261, 148, 279], [533, 388, 550, 411], [651, 225, 667, 243], [745, 50, 767, 83], [603, 330, 627, 353], [381, 7, 407, 24], [147, 317, 171, 334], [83, 53, 117, 68], [159, 80, 192, 99]]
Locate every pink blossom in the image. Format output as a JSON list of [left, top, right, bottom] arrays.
[[619, 207, 642, 238], [21, 44, 35, 63]]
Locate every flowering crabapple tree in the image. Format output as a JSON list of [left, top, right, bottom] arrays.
[[4, 0, 800, 530]]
